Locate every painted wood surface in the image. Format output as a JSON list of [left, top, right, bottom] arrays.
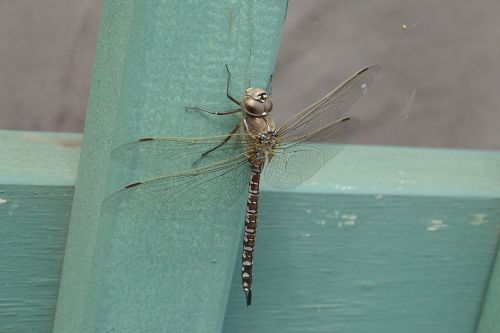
[[51, 1, 288, 333], [1, 130, 499, 332], [477, 240, 500, 333], [223, 145, 500, 333], [0, 130, 80, 333]]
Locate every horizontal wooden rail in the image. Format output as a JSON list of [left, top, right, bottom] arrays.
[[1, 129, 499, 333]]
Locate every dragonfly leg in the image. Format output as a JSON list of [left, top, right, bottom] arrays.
[[265, 65, 276, 95], [193, 122, 241, 167], [226, 64, 241, 106], [185, 106, 242, 116]]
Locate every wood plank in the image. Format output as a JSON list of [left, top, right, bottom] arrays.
[[1, 130, 499, 332], [0, 130, 80, 333], [52, 1, 288, 333], [223, 145, 500, 333]]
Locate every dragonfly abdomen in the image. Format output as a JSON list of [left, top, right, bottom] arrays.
[[242, 164, 262, 306]]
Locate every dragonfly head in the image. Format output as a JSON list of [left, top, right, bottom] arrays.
[[242, 88, 273, 117]]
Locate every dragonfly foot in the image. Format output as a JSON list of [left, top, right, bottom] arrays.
[[192, 156, 204, 168]]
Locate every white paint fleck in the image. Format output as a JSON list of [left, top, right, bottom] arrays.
[[399, 179, 417, 185], [344, 220, 356, 226], [315, 220, 326, 226], [335, 185, 357, 191], [305, 209, 312, 214], [0, 197, 7, 204], [427, 219, 447, 232], [374, 194, 384, 199], [339, 214, 357, 227], [470, 213, 487, 226], [302, 233, 311, 238]]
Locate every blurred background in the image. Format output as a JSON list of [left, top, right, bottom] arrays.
[[0, 0, 499, 149]]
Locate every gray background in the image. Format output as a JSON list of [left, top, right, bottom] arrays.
[[1, 0, 499, 150]]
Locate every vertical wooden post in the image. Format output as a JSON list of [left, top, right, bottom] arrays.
[[53, 1, 288, 332]]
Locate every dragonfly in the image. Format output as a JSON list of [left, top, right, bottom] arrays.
[[103, 64, 380, 306]]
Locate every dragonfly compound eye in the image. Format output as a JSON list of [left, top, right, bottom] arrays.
[[243, 88, 273, 117]]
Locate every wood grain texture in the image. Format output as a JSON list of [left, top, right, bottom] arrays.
[[52, 1, 288, 333], [223, 193, 500, 333], [0, 130, 80, 333]]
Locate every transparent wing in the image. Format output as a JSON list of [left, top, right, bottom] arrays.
[[263, 117, 360, 189], [110, 133, 246, 176], [102, 155, 250, 219], [278, 65, 379, 140]]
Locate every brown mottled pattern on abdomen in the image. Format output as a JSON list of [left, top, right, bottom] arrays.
[[241, 165, 262, 306]]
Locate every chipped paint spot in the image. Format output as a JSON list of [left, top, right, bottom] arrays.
[[335, 185, 356, 191], [305, 209, 312, 214], [398, 179, 416, 185], [57, 139, 81, 148], [374, 194, 383, 199], [22, 133, 81, 148], [325, 211, 340, 219], [427, 219, 447, 231], [315, 220, 326, 226], [339, 214, 357, 227], [0, 197, 7, 204], [343, 220, 356, 226], [302, 233, 311, 238], [470, 213, 487, 226]]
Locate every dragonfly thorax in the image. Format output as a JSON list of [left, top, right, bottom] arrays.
[[241, 88, 273, 117], [243, 116, 277, 166], [246, 130, 276, 164]]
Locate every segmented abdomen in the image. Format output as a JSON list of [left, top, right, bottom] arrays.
[[241, 165, 262, 306]]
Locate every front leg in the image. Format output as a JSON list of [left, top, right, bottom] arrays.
[[193, 122, 242, 167], [185, 65, 242, 115], [226, 64, 241, 106], [185, 106, 242, 115]]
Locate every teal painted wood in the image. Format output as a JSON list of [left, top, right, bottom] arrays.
[[52, 1, 287, 333], [0, 130, 80, 333], [1, 130, 500, 332], [477, 244, 500, 333], [222, 145, 500, 333]]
